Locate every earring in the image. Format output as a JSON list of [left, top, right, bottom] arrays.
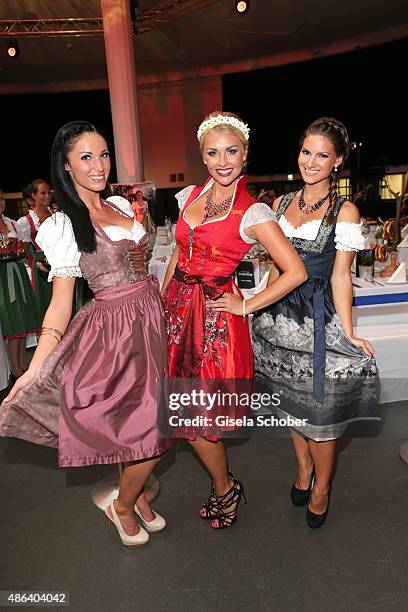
[[204, 161, 207, 165], [334, 165, 338, 173]]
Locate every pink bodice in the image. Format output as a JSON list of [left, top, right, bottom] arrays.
[[79, 224, 149, 294]]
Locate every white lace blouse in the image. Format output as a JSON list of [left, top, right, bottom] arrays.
[[36, 196, 146, 281], [175, 183, 364, 251]]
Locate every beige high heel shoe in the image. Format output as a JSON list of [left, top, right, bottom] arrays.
[[134, 504, 166, 533], [105, 501, 149, 546]]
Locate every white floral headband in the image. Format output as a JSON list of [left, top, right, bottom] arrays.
[[197, 115, 250, 141]]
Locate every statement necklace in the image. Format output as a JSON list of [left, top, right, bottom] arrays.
[[203, 185, 233, 221], [298, 189, 329, 216]]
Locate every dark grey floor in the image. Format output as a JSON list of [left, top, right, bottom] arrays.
[[1, 395, 408, 612]]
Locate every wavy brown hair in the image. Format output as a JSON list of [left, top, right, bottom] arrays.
[[301, 117, 350, 222]]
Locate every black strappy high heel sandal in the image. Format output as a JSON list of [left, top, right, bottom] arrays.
[[199, 483, 217, 520], [211, 473, 247, 530], [199, 471, 236, 520]]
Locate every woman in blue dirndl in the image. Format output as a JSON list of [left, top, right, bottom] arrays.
[[252, 117, 378, 528]]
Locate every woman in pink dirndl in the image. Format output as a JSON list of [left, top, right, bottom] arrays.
[[0, 121, 170, 546]]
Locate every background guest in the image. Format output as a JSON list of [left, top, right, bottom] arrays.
[[0, 188, 40, 377], [17, 179, 52, 320]]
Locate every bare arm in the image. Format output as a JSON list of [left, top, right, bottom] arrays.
[[245, 221, 307, 313], [331, 201, 374, 356], [5, 276, 76, 401], [207, 220, 307, 315], [160, 244, 179, 296]]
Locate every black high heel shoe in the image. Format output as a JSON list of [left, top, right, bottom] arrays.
[[211, 472, 247, 530], [290, 469, 315, 507], [200, 471, 236, 520], [306, 483, 331, 529]]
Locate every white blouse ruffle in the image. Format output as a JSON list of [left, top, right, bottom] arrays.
[[105, 196, 146, 244], [334, 221, 365, 251], [279, 215, 365, 251], [240, 203, 277, 243], [175, 185, 196, 211], [36, 196, 147, 281]]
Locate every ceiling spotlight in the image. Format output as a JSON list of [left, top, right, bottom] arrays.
[[6, 39, 19, 59], [236, 1, 249, 15]]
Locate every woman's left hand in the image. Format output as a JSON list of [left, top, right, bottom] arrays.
[[347, 334, 375, 356], [206, 293, 244, 316]]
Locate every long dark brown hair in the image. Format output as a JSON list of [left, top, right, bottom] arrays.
[[51, 120, 106, 253], [300, 117, 350, 222]]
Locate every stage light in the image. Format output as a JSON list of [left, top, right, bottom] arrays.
[[236, 1, 249, 15], [6, 39, 19, 58]]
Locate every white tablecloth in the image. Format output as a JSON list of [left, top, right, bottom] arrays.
[[148, 254, 171, 286], [353, 293, 408, 403], [152, 244, 173, 257]]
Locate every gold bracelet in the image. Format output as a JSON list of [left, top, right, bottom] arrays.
[[41, 326, 63, 338], [40, 330, 61, 343], [40, 327, 63, 343], [40, 330, 62, 343]]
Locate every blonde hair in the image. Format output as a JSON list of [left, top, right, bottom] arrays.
[[198, 111, 249, 151]]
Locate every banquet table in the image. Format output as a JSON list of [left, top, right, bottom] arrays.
[[352, 276, 408, 403]]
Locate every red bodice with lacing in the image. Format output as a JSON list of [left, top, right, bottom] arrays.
[[176, 176, 256, 278], [164, 176, 256, 383]]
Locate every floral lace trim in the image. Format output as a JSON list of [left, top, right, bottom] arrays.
[[240, 203, 277, 243], [48, 266, 82, 281]]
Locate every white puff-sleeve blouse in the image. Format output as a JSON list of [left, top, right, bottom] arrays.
[[36, 196, 147, 281], [36, 213, 82, 281], [240, 203, 277, 243]]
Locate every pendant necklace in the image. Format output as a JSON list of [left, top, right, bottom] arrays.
[[203, 185, 234, 221], [188, 184, 234, 259], [298, 188, 329, 220]]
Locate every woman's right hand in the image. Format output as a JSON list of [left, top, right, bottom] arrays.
[[4, 368, 39, 402]]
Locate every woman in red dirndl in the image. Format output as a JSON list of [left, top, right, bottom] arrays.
[[161, 111, 307, 529]]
